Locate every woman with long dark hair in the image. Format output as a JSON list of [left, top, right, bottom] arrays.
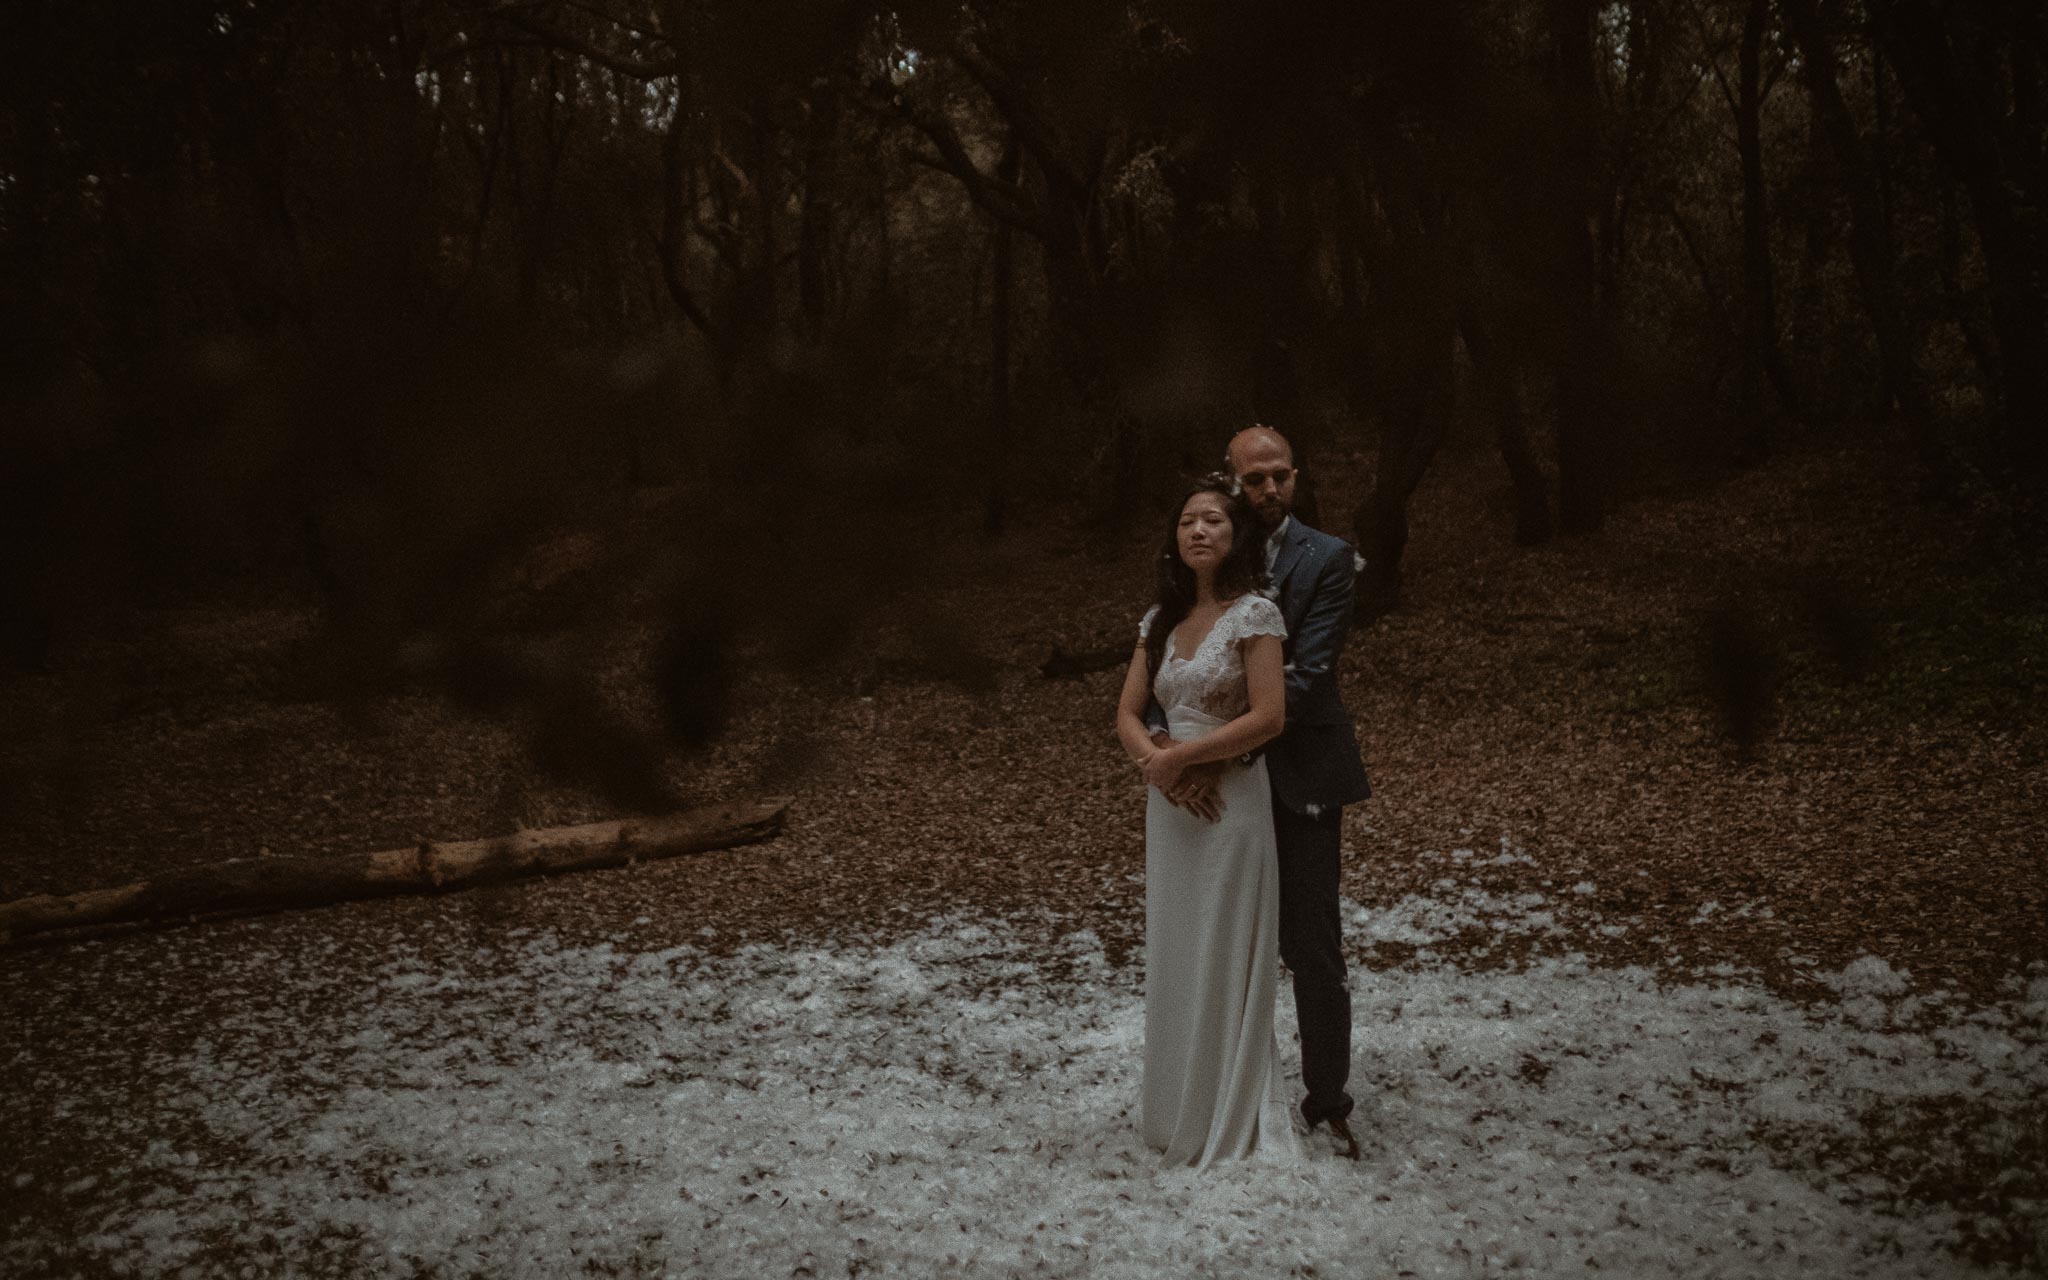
[[1115, 476, 1303, 1166]]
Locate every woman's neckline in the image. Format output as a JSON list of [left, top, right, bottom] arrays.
[[1168, 592, 1249, 663]]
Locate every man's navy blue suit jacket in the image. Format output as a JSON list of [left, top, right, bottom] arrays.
[[1146, 518, 1370, 817]]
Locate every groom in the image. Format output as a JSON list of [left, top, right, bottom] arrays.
[[1158, 424, 1372, 1158]]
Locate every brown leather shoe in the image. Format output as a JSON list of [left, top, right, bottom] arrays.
[[1323, 1115, 1361, 1161]]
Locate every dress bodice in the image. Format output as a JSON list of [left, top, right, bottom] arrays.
[[1140, 593, 1287, 724]]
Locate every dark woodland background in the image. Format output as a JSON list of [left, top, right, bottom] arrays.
[[2, 0, 2044, 796], [8, 7, 2048, 1264]]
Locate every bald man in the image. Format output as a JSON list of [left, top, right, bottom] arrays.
[[1165, 425, 1372, 1157]]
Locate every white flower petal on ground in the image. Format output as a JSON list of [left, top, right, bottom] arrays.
[[3, 892, 2042, 1279]]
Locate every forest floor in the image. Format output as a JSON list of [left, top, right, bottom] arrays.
[[1, 438, 2044, 1277]]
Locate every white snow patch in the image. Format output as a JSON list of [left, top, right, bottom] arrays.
[[1823, 955, 1913, 1000], [2, 901, 2042, 1279]]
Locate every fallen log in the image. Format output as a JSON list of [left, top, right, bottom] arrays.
[[0, 797, 788, 945]]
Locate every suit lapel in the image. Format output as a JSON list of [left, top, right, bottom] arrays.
[[1268, 522, 1314, 621]]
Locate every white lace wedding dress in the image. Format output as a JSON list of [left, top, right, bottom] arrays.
[[1138, 592, 1305, 1167]]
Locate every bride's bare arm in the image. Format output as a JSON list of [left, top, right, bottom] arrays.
[[1117, 642, 1163, 764], [1141, 634, 1285, 788]]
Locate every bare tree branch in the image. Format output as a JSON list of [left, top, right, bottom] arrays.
[[951, 42, 1090, 194], [1682, 0, 1745, 118], [855, 79, 1045, 239], [559, 0, 666, 44], [658, 106, 719, 341], [487, 3, 679, 80], [711, 144, 755, 197], [428, 36, 553, 69]]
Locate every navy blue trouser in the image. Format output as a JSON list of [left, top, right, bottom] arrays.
[[1273, 798, 1353, 1124]]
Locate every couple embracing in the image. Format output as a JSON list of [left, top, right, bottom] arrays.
[[1115, 425, 1372, 1169]]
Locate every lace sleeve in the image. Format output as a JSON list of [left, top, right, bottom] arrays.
[[1138, 605, 1160, 641], [1228, 593, 1287, 645]]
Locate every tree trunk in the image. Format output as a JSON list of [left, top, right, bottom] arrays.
[[1250, 174, 1313, 441], [745, 97, 781, 360], [1791, 84, 1835, 423], [1870, 0, 2048, 482], [986, 134, 1020, 535], [461, 51, 514, 297], [1735, 0, 1775, 464], [658, 101, 718, 346], [1872, 38, 1896, 256], [1459, 292, 1553, 545], [1782, 0, 1948, 489], [875, 152, 893, 296], [1354, 194, 1456, 617], [1354, 315, 1452, 618], [1940, 185, 2003, 395], [0, 800, 789, 945], [798, 82, 840, 338], [1549, 0, 1610, 534], [518, 58, 569, 309], [1040, 214, 1139, 518]]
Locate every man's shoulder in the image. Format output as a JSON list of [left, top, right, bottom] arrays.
[[1294, 520, 1349, 548], [1292, 520, 1357, 566]]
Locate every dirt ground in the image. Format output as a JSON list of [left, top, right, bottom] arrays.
[[3, 437, 2045, 1270], [2, 439, 2040, 997]]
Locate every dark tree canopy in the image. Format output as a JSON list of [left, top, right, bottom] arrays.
[[2, 0, 2041, 671]]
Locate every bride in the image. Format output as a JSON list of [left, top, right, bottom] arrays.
[[1116, 476, 1303, 1167]]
